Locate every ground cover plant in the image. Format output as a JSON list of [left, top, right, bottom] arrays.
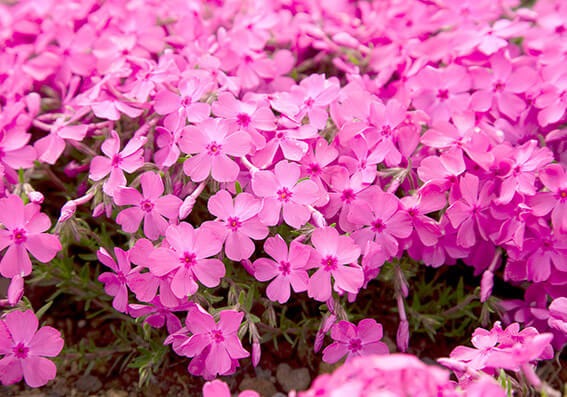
[[0, 0, 566, 395]]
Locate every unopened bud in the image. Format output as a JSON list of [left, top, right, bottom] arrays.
[[27, 191, 44, 204], [396, 320, 409, 352], [179, 196, 196, 220], [7, 274, 24, 306], [58, 201, 77, 223]]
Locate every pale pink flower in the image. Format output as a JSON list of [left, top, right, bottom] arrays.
[[179, 118, 251, 183], [0, 310, 63, 387], [254, 235, 310, 303], [252, 161, 320, 228], [206, 190, 268, 261], [114, 171, 182, 240], [154, 77, 212, 123], [0, 195, 61, 278], [89, 130, 147, 196], [307, 227, 363, 302], [322, 319, 388, 364], [149, 223, 225, 298]]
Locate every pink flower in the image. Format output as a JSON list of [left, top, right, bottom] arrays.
[[0, 195, 61, 278], [34, 117, 88, 165], [128, 298, 192, 334], [177, 305, 249, 377], [254, 235, 310, 303], [97, 247, 138, 313], [114, 171, 182, 240], [149, 222, 225, 298], [307, 227, 363, 302], [348, 187, 413, 257], [291, 74, 340, 130], [322, 319, 388, 364], [179, 118, 251, 183], [89, 130, 147, 196], [252, 160, 320, 228], [446, 174, 495, 248], [203, 379, 260, 397], [206, 190, 268, 261], [529, 164, 567, 232], [0, 310, 63, 387], [153, 77, 212, 123]]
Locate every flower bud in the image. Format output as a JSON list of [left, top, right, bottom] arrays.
[[58, 201, 77, 223], [27, 191, 44, 204], [252, 340, 261, 367], [7, 274, 24, 306], [396, 320, 409, 352], [480, 270, 494, 303], [179, 196, 196, 220]]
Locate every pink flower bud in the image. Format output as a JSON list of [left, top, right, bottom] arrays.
[[480, 270, 494, 303], [58, 201, 77, 223], [27, 191, 44, 204], [240, 259, 255, 276], [92, 203, 105, 218], [252, 340, 261, 367], [7, 274, 24, 306], [396, 320, 409, 352], [179, 196, 196, 220]]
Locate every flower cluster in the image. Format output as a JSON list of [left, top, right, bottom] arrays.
[[0, 0, 565, 392]]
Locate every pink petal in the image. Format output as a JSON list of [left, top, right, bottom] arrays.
[[292, 179, 319, 205], [322, 342, 348, 364], [208, 190, 234, 220], [140, 172, 164, 200], [22, 356, 57, 388], [114, 187, 143, 206], [211, 154, 240, 182], [24, 233, 61, 262], [155, 195, 182, 219], [116, 207, 145, 233], [184, 153, 212, 182], [194, 259, 225, 287], [307, 268, 332, 301], [252, 171, 279, 197], [253, 258, 279, 281], [5, 310, 38, 344], [332, 265, 363, 293], [0, 245, 32, 278], [266, 275, 291, 303], [29, 326, 63, 357], [0, 195, 24, 229], [225, 232, 255, 261], [89, 156, 112, 180], [218, 310, 244, 334]]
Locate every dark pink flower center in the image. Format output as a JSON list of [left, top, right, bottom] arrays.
[[181, 96, 192, 107], [111, 154, 123, 167], [210, 329, 224, 343], [277, 187, 293, 202], [236, 113, 251, 128], [380, 125, 392, 137], [322, 255, 338, 271], [437, 89, 449, 101], [371, 219, 385, 232], [559, 190, 567, 200], [407, 208, 417, 217], [308, 163, 321, 176], [11, 228, 27, 244], [13, 343, 29, 359], [304, 97, 315, 108], [341, 189, 356, 203], [226, 216, 242, 232], [140, 199, 154, 212], [555, 25, 566, 34], [206, 141, 222, 156], [348, 338, 362, 353], [493, 81, 506, 92], [278, 261, 291, 276], [180, 252, 197, 268]]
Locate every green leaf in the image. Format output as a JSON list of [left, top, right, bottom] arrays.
[[35, 300, 53, 321]]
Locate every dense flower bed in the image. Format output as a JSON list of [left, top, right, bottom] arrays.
[[0, 0, 566, 395]]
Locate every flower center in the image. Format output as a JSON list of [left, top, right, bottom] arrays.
[[380, 125, 392, 137], [437, 89, 449, 101], [371, 219, 385, 232], [206, 141, 222, 156], [277, 187, 293, 202], [236, 113, 251, 128], [304, 97, 315, 108], [13, 343, 29, 359], [341, 189, 356, 203], [348, 338, 362, 353], [559, 190, 567, 200], [493, 81, 505, 92], [11, 228, 27, 244], [407, 208, 417, 217], [181, 96, 192, 107], [322, 255, 338, 271], [278, 261, 291, 276], [180, 252, 197, 268], [308, 163, 321, 176], [226, 216, 242, 232], [210, 329, 224, 343], [111, 154, 122, 167], [140, 199, 154, 213]]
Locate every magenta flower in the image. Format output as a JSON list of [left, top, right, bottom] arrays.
[[206, 190, 268, 261], [97, 247, 138, 313], [153, 77, 212, 123], [177, 305, 249, 377], [529, 164, 567, 232], [251, 160, 320, 228], [149, 222, 225, 298], [89, 130, 147, 196], [307, 227, 363, 302], [254, 235, 310, 304], [128, 298, 193, 334], [114, 171, 182, 240], [0, 310, 63, 387], [348, 187, 413, 257], [291, 74, 340, 130], [34, 117, 88, 165], [446, 174, 494, 248], [322, 319, 388, 364], [179, 118, 251, 183], [0, 195, 61, 278]]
